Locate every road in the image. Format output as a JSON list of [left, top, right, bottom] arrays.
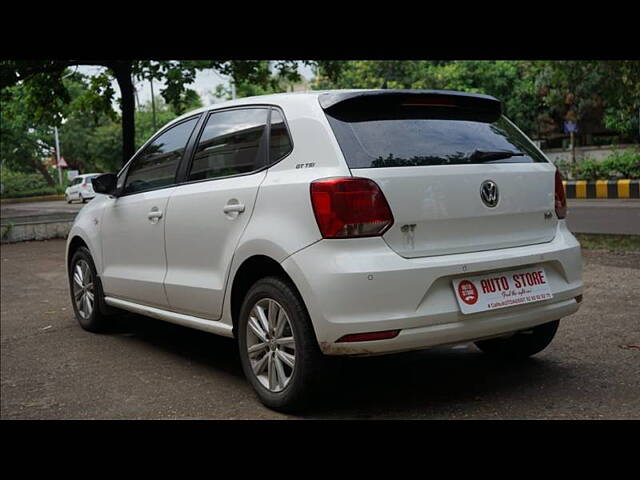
[[2, 198, 639, 234], [0, 200, 83, 225], [1, 239, 638, 419], [566, 199, 640, 235]]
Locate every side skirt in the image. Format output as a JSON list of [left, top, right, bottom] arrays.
[[104, 296, 234, 338]]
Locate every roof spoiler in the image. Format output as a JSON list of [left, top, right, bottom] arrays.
[[318, 89, 502, 116]]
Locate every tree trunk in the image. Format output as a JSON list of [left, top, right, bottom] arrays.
[[110, 62, 136, 167], [30, 158, 56, 187]]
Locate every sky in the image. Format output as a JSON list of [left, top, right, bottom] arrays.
[[77, 62, 315, 109]]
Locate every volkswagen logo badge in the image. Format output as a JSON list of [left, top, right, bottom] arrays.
[[480, 180, 499, 207]]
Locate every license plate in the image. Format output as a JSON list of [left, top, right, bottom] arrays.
[[452, 266, 553, 314]]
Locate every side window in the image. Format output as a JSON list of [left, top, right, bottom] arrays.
[[123, 117, 198, 194], [188, 108, 268, 181], [269, 108, 292, 163]]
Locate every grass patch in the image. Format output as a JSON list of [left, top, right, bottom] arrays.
[[575, 233, 640, 253]]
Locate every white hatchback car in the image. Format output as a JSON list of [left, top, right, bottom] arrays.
[[66, 90, 583, 410], [65, 173, 100, 203]]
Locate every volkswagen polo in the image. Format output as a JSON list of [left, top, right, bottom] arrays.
[[66, 90, 583, 410]]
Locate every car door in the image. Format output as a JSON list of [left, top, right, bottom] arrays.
[[99, 116, 200, 308], [163, 107, 272, 319], [69, 178, 80, 199]]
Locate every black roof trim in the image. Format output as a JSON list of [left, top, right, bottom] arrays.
[[318, 89, 502, 113]]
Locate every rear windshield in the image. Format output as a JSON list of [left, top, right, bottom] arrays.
[[324, 105, 547, 168]]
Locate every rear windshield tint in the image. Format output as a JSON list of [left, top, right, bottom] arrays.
[[324, 105, 547, 168]]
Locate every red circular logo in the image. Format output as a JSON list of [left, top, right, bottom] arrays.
[[458, 280, 478, 305]]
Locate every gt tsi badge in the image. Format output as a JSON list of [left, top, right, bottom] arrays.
[[480, 180, 499, 207]]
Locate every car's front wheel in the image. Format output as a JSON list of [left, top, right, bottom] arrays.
[[69, 246, 111, 332], [237, 276, 327, 412], [474, 319, 560, 359]]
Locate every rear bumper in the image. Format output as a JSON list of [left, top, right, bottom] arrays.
[[282, 221, 583, 356]]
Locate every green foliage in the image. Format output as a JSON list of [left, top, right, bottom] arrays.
[[555, 148, 640, 180], [134, 96, 183, 149], [312, 60, 640, 142], [1, 186, 66, 199], [0, 84, 57, 185], [213, 60, 304, 101], [1, 170, 50, 193], [600, 148, 640, 179], [0, 170, 67, 198], [574, 158, 607, 181], [2, 60, 308, 168]]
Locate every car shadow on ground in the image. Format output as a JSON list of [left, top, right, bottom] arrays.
[[107, 313, 243, 380], [105, 313, 571, 418], [300, 348, 570, 418]]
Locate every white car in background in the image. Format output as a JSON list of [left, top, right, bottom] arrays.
[[65, 173, 100, 203], [65, 90, 583, 411]]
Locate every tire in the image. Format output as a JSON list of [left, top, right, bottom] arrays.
[[65, 194, 71, 204], [69, 246, 111, 333], [80, 194, 87, 203], [474, 319, 560, 359], [237, 276, 327, 412]]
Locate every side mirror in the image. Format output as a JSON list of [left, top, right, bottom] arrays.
[[92, 173, 118, 196]]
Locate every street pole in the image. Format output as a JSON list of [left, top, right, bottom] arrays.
[[54, 126, 63, 186], [570, 130, 575, 165], [231, 79, 236, 100], [150, 76, 157, 131]]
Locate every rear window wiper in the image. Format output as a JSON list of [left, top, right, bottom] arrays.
[[469, 149, 525, 162]]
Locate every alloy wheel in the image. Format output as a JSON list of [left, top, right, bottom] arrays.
[[72, 259, 95, 320], [245, 298, 296, 393]]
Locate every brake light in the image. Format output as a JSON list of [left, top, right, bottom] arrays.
[[555, 169, 567, 219], [310, 177, 394, 238], [402, 95, 457, 107]]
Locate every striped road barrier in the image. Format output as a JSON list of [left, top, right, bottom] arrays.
[[562, 179, 639, 199]]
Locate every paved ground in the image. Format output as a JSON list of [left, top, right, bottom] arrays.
[[0, 200, 84, 217], [566, 199, 640, 235], [2, 198, 638, 234], [0, 200, 84, 225], [1, 239, 638, 419]]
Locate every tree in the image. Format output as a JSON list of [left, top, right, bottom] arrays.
[[1, 84, 57, 185], [1, 60, 308, 167], [58, 76, 203, 174], [312, 60, 640, 142]]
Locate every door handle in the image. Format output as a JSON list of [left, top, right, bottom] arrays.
[[223, 203, 245, 214], [148, 208, 163, 223]]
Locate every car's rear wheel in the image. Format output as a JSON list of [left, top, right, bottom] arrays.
[[474, 319, 560, 359], [69, 246, 111, 332], [237, 276, 327, 412]]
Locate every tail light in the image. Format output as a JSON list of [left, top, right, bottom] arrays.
[[310, 177, 394, 238], [555, 169, 567, 219]]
